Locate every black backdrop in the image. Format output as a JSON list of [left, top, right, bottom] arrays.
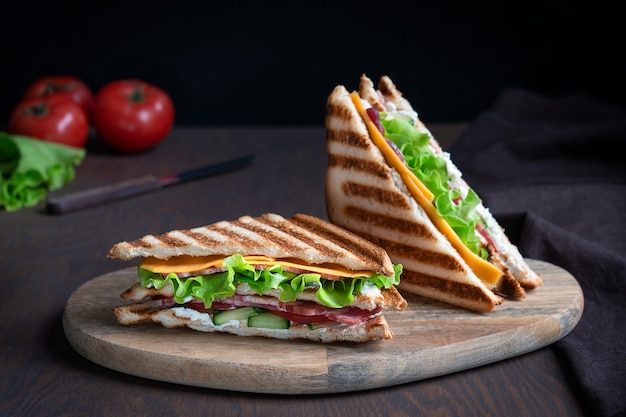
[[2, 1, 625, 127]]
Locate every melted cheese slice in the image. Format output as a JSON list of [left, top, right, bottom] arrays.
[[350, 92, 502, 285], [141, 254, 374, 278]]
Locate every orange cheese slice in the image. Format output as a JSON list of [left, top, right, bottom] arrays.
[[350, 92, 502, 286], [351, 92, 434, 202], [141, 254, 374, 278]]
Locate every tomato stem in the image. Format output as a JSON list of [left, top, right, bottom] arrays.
[[128, 86, 145, 103], [25, 102, 49, 117]]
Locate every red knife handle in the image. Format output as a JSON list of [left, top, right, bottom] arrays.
[[46, 175, 161, 214]]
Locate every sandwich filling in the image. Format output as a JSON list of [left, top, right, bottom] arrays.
[[350, 92, 503, 286], [130, 253, 403, 329]]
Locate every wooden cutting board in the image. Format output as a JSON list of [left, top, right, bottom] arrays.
[[63, 259, 583, 394]]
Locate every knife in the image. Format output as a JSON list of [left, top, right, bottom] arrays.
[[46, 153, 256, 214]]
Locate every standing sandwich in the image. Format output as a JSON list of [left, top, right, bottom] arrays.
[[325, 74, 542, 312], [107, 212, 407, 343]]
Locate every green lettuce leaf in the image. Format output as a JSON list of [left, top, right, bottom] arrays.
[[379, 113, 487, 259], [0, 132, 86, 212], [138, 254, 403, 309]]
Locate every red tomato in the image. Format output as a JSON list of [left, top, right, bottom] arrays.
[[8, 94, 89, 148], [92, 79, 174, 153], [22, 75, 95, 118]]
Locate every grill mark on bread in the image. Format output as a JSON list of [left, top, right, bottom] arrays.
[[263, 219, 342, 259], [183, 230, 224, 247], [355, 232, 466, 273], [151, 234, 189, 249], [343, 206, 436, 240], [327, 154, 389, 180], [124, 239, 153, 249], [326, 99, 361, 123], [209, 223, 254, 247], [326, 97, 355, 121], [340, 181, 411, 209], [116, 230, 223, 255], [289, 214, 390, 274], [248, 215, 329, 256], [326, 128, 370, 149], [399, 269, 498, 306]]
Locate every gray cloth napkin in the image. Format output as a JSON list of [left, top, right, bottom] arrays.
[[449, 88, 626, 417]]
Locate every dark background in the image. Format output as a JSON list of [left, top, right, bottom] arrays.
[[2, 1, 625, 127]]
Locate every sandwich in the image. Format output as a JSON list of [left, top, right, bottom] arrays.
[[324, 74, 542, 312], [107, 212, 407, 343]]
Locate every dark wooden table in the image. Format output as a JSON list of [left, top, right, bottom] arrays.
[[0, 125, 585, 416]]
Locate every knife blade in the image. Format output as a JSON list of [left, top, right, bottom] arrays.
[[46, 153, 256, 214]]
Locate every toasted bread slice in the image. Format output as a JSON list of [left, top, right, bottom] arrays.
[[108, 213, 395, 277], [325, 83, 503, 312]]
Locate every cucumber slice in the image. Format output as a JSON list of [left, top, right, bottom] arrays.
[[247, 312, 289, 329], [307, 321, 339, 330], [213, 306, 258, 325]]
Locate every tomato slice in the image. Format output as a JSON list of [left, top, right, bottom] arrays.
[[269, 310, 335, 324], [476, 222, 498, 253]]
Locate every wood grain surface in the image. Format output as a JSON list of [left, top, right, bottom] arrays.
[[63, 259, 583, 395]]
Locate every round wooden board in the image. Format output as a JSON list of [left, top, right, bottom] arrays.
[[63, 259, 583, 394]]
